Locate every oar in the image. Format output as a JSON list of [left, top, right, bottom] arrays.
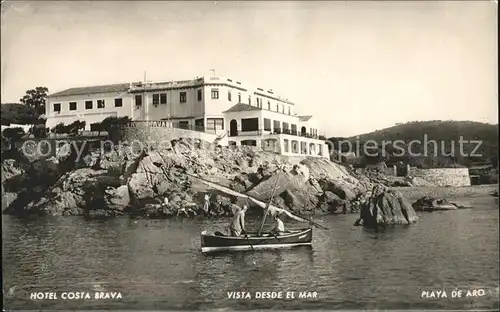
[[243, 233, 255, 251], [293, 208, 329, 230]]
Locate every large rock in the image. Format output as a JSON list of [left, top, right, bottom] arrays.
[[318, 191, 347, 213], [98, 150, 124, 176], [2, 159, 27, 191], [318, 178, 357, 201], [128, 172, 155, 204], [300, 157, 350, 180], [104, 185, 130, 211], [355, 185, 418, 227], [247, 171, 319, 213], [8, 168, 121, 216], [412, 196, 468, 212]]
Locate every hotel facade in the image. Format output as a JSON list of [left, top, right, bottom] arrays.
[[46, 76, 329, 157]]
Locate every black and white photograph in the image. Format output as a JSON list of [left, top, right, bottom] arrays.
[[1, 1, 498, 310]]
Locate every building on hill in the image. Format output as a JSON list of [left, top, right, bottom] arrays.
[[45, 75, 329, 158]]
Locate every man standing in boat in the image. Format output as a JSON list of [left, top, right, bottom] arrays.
[[270, 214, 285, 236], [202, 193, 211, 216], [228, 205, 248, 236]]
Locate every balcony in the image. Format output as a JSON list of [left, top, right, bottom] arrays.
[[229, 128, 323, 141]]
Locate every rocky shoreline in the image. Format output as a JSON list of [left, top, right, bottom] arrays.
[[2, 138, 376, 219], [2, 137, 496, 226]]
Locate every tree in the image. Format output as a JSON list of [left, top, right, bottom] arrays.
[[1, 103, 39, 125], [2, 127, 26, 151], [19, 87, 49, 115]]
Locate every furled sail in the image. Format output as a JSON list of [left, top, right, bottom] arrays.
[[187, 174, 309, 223]]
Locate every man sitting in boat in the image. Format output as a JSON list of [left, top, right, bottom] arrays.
[[228, 205, 248, 237], [270, 214, 285, 236]]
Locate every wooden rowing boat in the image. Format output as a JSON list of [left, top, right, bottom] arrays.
[[200, 228, 312, 253], [190, 167, 326, 253]]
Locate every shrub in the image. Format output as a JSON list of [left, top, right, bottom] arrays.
[[2, 127, 25, 140], [33, 124, 48, 138], [101, 116, 132, 132], [2, 127, 26, 150], [66, 120, 86, 135], [51, 123, 67, 134]]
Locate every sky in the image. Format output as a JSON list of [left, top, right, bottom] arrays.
[[1, 1, 497, 137]]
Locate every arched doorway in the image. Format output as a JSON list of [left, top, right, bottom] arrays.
[[229, 119, 238, 137], [300, 126, 306, 136]]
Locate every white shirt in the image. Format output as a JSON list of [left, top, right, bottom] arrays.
[[274, 219, 285, 232]]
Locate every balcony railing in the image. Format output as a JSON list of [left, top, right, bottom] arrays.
[[229, 128, 323, 140]]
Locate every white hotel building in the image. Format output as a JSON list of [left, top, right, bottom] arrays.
[[46, 76, 329, 157]]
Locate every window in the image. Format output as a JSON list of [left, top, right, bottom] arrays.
[[284, 139, 289, 153], [238, 93, 241, 103], [292, 141, 299, 153], [268, 101, 271, 110], [195, 118, 204, 129], [152, 94, 160, 105], [273, 120, 281, 133], [211, 88, 219, 99], [198, 89, 202, 101], [228, 91, 232, 101], [241, 140, 257, 146], [282, 122, 289, 133], [288, 106, 291, 115], [85, 101, 93, 109], [115, 98, 123, 107], [180, 92, 187, 103], [179, 121, 189, 129], [135, 95, 142, 107], [241, 118, 259, 132], [291, 124, 297, 135], [53, 103, 61, 112], [97, 100, 105, 108], [69, 102, 77, 111], [206, 118, 224, 130], [160, 93, 167, 104], [281, 105, 284, 114], [248, 96, 251, 105], [264, 118, 271, 131], [301, 142, 307, 154], [276, 104, 279, 112]]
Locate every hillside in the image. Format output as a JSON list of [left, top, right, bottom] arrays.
[[329, 120, 498, 168]]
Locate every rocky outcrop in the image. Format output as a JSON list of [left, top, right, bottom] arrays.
[[104, 185, 130, 211], [2, 136, 379, 218], [412, 196, 470, 212], [355, 185, 418, 227]]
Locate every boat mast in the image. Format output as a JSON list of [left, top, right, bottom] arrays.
[[257, 166, 282, 236]]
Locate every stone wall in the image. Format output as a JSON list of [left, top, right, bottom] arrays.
[[119, 126, 218, 147], [409, 168, 471, 187]]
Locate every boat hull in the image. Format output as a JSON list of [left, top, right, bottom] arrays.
[[200, 228, 312, 253]]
